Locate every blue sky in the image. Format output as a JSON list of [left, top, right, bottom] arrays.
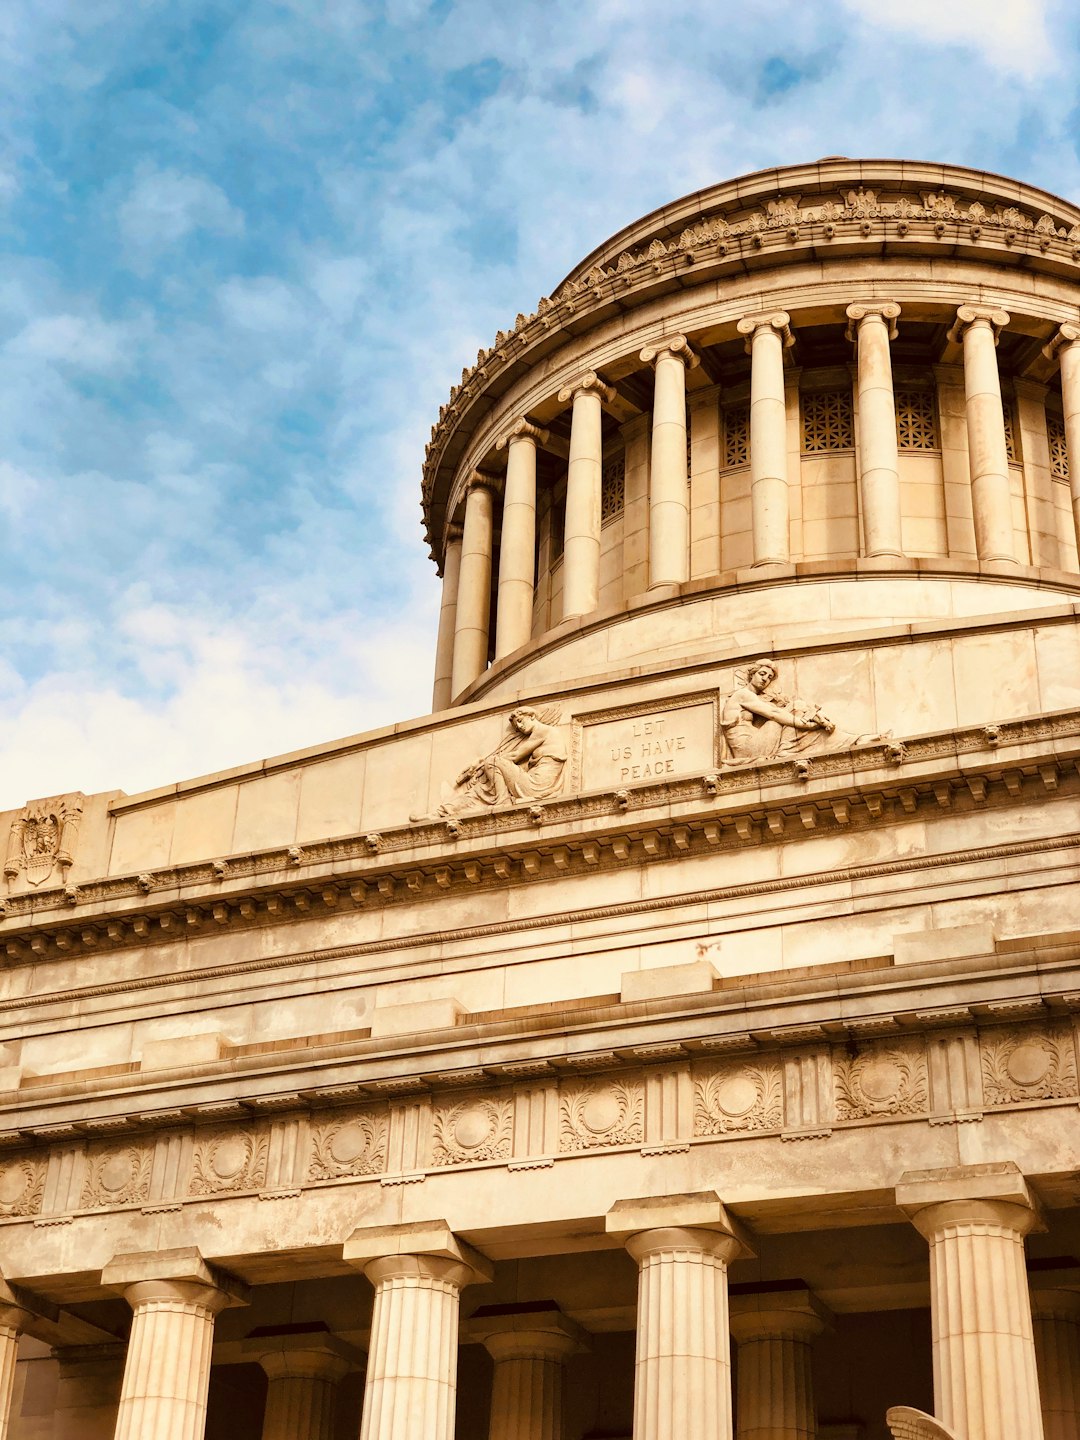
[[0, 0, 1077, 807]]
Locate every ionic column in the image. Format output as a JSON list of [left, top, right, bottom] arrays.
[[1030, 1286, 1080, 1440], [897, 1164, 1044, 1440], [451, 475, 500, 698], [472, 1305, 583, 1440], [344, 1221, 492, 1440], [431, 523, 464, 711], [249, 1335, 358, 1440], [729, 1289, 829, 1440], [494, 420, 549, 658], [1044, 323, 1080, 561], [608, 1193, 747, 1440], [640, 335, 699, 587], [101, 1250, 247, 1440], [557, 372, 614, 620], [737, 312, 795, 566], [948, 304, 1017, 564], [846, 301, 904, 558]]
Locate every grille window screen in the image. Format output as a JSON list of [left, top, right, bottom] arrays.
[[1003, 404, 1018, 463], [722, 404, 750, 468], [1048, 414, 1069, 480], [801, 389, 855, 452], [601, 456, 625, 523], [895, 389, 938, 450]]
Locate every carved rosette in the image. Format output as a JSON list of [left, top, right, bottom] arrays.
[[693, 1061, 783, 1135], [80, 1144, 153, 1209], [834, 1043, 929, 1120], [559, 1079, 643, 1152], [980, 1027, 1079, 1106], [190, 1127, 269, 1196], [432, 1096, 513, 1166], [307, 1109, 389, 1181], [0, 1155, 46, 1217]]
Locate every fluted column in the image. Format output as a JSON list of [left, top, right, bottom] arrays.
[[1044, 323, 1080, 562], [557, 372, 614, 620], [473, 1305, 583, 1440], [0, 1302, 28, 1440], [451, 475, 499, 698], [431, 523, 464, 711], [1031, 1287, 1080, 1440], [253, 1336, 358, 1440], [730, 1290, 829, 1440], [495, 420, 548, 658], [641, 335, 698, 587], [345, 1222, 492, 1440], [846, 301, 904, 558], [897, 1164, 1044, 1440], [737, 312, 794, 566], [949, 304, 1016, 564]]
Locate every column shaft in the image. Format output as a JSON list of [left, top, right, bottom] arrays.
[[263, 1375, 336, 1440], [730, 1296, 826, 1440], [642, 339, 694, 587], [478, 1312, 580, 1440], [738, 314, 792, 566], [451, 480, 496, 698], [113, 1282, 228, 1440], [560, 380, 607, 620], [495, 430, 541, 658], [1032, 1290, 1080, 1440], [0, 1327, 18, 1440], [848, 303, 903, 557], [431, 526, 463, 711], [1055, 333, 1080, 563], [954, 306, 1016, 563]]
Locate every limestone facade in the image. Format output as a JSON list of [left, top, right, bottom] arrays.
[[3, 158, 1080, 1439]]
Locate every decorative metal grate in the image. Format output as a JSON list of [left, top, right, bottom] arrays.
[[801, 389, 855, 452], [722, 404, 750, 468], [1048, 414, 1070, 480], [1003, 403, 1017, 463], [895, 389, 938, 450], [601, 455, 626, 523]]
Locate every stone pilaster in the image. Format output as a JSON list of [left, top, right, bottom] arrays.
[[897, 1163, 1044, 1440], [1030, 1285, 1080, 1440], [102, 1249, 247, 1440], [344, 1221, 492, 1440], [495, 420, 549, 659], [1044, 322, 1080, 564], [557, 373, 615, 620], [253, 1336, 357, 1440], [847, 301, 903, 558], [451, 475, 500, 698], [472, 1304, 583, 1440], [730, 1287, 829, 1440], [947, 304, 1017, 564], [640, 335, 698, 587], [431, 522, 464, 711], [737, 312, 794, 566]]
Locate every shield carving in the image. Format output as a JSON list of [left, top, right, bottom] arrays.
[[21, 811, 61, 887], [3, 794, 84, 891]]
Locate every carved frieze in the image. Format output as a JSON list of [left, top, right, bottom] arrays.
[[834, 1042, 929, 1120], [693, 1060, 783, 1135], [981, 1027, 1078, 1106], [0, 1155, 46, 1217], [308, 1109, 389, 1181], [559, 1078, 644, 1152], [80, 1144, 153, 1209], [4, 794, 84, 890], [415, 707, 568, 821], [190, 1128, 269, 1196], [432, 1096, 513, 1166], [720, 661, 887, 768]]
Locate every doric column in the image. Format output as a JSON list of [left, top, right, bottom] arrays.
[[897, 1163, 1044, 1440], [248, 1334, 358, 1440], [948, 304, 1017, 564], [0, 1281, 36, 1440], [608, 1193, 748, 1440], [451, 475, 500, 698], [472, 1304, 583, 1440], [344, 1221, 492, 1440], [494, 419, 549, 659], [431, 523, 464, 711], [1044, 323, 1080, 562], [729, 1289, 829, 1440], [737, 312, 795, 566], [1030, 1286, 1080, 1440], [846, 301, 904, 557], [557, 372, 615, 620], [101, 1250, 247, 1440], [640, 335, 699, 587]]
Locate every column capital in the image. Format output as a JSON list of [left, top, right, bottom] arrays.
[[606, 1190, 754, 1259], [343, 1219, 493, 1290], [737, 310, 794, 350], [639, 333, 700, 369], [896, 1161, 1043, 1238], [445, 520, 464, 543], [1029, 1284, 1080, 1323], [100, 1247, 248, 1311], [253, 1336, 358, 1384], [557, 370, 616, 407], [845, 299, 901, 341], [0, 1273, 56, 1334], [470, 1304, 584, 1362], [1042, 320, 1080, 361], [947, 303, 1011, 344], [496, 417, 551, 452], [466, 470, 503, 497], [729, 1286, 832, 1344]]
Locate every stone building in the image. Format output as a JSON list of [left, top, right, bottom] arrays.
[[2, 157, 1080, 1440]]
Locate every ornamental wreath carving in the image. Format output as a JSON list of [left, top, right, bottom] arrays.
[[80, 1144, 153, 1210], [559, 1079, 644, 1152], [0, 1155, 46, 1217], [694, 1061, 784, 1135], [432, 1097, 513, 1166], [834, 1043, 929, 1120], [3, 793, 84, 889], [980, 1027, 1078, 1106], [190, 1128, 269, 1196], [416, 706, 568, 820], [308, 1109, 389, 1181]]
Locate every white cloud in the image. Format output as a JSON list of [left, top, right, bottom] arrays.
[[840, 0, 1054, 80], [7, 312, 135, 371], [118, 165, 244, 254]]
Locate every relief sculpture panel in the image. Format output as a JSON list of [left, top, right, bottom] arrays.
[[308, 1109, 389, 1181], [80, 1144, 153, 1210], [834, 1042, 929, 1120], [693, 1059, 784, 1135], [720, 661, 886, 767], [0, 1154, 46, 1218], [416, 706, 567, 819], [3, 793, 84, 890], [981, 1027, 1079, 1106], [559, 1078, 644, 1152], [190, 1127, 269, 1196], [432, 1096, 513, 1166]]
